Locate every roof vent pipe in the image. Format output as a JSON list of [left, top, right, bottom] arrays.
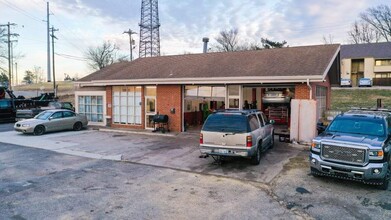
[[202, 37, 209, 53]]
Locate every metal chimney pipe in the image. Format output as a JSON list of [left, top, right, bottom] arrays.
[[202, 37, 209, 53]]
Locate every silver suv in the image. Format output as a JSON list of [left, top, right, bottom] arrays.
[[199, 110, 275, 165]]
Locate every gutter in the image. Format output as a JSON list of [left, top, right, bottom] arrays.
[[307, 79, 312, 99], [76, 76, 327, 87]]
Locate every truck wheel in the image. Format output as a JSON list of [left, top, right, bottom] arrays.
[[269, 132, 275, 149], [250, 143, 261, 165], [378, 163, 390, 190], [73, 122, 83, 131], [34, 125, 45, 136]]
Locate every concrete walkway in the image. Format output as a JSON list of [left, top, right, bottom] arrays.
[[0, 128, 305, 184]]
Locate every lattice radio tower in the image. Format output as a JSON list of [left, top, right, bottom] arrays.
[[139, 0, 161, 57]]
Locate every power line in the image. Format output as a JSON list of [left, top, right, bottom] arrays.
[[0, 0, 44, 23], [55, 53, 87, 61]]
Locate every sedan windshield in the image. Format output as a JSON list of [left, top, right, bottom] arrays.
[[35, 111, 52, 120], [327, 116, 385, 137], [202, 114, 249, 133]]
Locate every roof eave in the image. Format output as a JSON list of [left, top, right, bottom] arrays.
[[76, 75, 326, 87], [321, 45, 340, 81]]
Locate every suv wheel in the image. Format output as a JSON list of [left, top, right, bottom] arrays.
[[269, 132, 275, 149], [250, 143, 261, 165]]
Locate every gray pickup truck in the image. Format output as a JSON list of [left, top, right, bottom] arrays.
[[310, 109, 391, 190]]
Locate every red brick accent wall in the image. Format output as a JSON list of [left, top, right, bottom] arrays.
[[106, 86, 112, 118], [157, 85, 182, 132], [295, 84, 310, 99], [294, 76, 331, 109]]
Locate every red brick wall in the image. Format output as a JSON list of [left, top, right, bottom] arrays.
[[295, 84, 310, 99], [156, 85, 182, 132], [294, 76, 331, 109], [106, 86, 112, 118]]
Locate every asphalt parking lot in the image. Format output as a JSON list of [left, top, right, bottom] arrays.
[[1, 124, 390, 219], [0, 128, 303, 183]]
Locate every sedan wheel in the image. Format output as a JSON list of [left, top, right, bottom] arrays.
[[73, 122, 83, 131], [33, 125, 45, 136]]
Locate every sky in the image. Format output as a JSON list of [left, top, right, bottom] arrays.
[[0, 0, 390, 83]]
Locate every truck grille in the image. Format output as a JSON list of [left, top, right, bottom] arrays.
[[321, 145, 366, 165]]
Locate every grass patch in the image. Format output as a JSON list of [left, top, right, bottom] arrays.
[[331, 88, 391, 111]]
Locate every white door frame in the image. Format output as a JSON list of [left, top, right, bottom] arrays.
[[145, 95, 156, 130]]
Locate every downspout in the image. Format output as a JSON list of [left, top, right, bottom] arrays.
[[307, 79, 312, 99]]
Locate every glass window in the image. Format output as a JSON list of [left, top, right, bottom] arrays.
[[257, 113, 265, 126], [375, 59, 391, 66], [327, 117, 386, 137], [51, 112, 63, 119], [228, 85, 240, 96], [112, 86, 141, 125], [63, 111, 75, 118], [212, 87, 226, 98], [228, 98, 239, 108], [78, 95, 104, 123], [202, 114, 249, 133], [145, 86, 157, 96], [198, 86, 212, 97], [248, 115, 260, 131], [185, 86, 198, 97]]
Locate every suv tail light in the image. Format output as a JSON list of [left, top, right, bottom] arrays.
[[200, 133, 203, 144], [246, 135, 252, 147]]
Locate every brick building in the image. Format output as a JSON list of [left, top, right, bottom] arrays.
[[75, 44, 340, 133]]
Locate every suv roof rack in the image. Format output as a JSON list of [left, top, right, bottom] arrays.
[[213, 109, 260, 115], [349, 107, 391, 113]]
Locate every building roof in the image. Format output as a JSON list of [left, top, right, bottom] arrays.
[[341, 42, 391, 59], [78, 44, 340, 85]]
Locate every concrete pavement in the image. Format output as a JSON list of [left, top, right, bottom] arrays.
[[0, 128, 305, 184]]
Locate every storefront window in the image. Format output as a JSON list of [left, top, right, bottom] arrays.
[[78, 96, 104, 122], [113, 86, 142, 125]]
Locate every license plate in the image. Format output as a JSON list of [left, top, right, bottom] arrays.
[[218, 149, 228, 154]]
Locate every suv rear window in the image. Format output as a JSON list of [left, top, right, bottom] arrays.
[[202, 114, 249, 133]]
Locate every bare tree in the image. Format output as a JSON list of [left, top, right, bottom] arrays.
[[348, 20, 381, 44], [322, 34, 335, 44], [360, 4, 391, 42], [213, 28, 240, 52], [85, 41, 122, 70]]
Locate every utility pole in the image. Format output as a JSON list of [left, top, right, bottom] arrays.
[[50, 26, 58, 96], [0, 22, 18, 89], [123, 29, 137, 61], [46, 2, 51, 82], [15, 62, 18, 86]]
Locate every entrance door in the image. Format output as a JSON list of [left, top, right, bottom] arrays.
[[145, 96, 156, 129]]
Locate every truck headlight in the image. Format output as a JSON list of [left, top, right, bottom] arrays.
[[369, 150, 384, 159], [311, 142, 320, 149], [311, 141, 321, 152], [21, 124, 30, 127]]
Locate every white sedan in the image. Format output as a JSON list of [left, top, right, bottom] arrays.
[[14, 109, 88, 135]]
